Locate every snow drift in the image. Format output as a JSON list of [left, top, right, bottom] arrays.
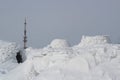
[[0, 40, 20, 64], [0, 35, 120, 80]]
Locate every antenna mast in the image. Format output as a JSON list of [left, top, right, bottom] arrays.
[[23, 18, 27, 49]]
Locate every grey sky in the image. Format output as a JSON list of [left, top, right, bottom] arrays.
[[0, 0, 120, 48]]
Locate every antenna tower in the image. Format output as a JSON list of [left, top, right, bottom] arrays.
[[23, 18, 27, 49]]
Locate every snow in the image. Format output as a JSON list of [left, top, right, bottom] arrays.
[[50, 39, 70, 48], [0, 40, 20, 64], [0, 35, 120, 80], [79, 35, 111, 47]]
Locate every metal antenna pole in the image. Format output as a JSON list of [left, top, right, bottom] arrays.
[[23, 18, 27, 49]]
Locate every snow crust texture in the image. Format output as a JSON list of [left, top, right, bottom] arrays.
[[0, 40, 20, 64], [50, 39, 70, 48], [0, 36, 120, 80], [79, 35, 111, 46]]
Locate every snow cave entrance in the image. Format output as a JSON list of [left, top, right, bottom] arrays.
[[16, 51, 23, 63]]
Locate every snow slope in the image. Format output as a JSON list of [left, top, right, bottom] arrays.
[[0, 36, 120, 80]]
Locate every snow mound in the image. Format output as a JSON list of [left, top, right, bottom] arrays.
[[50, 39, 70, 48], [0, 40, 20, 63], [79, 35, 111, 46]]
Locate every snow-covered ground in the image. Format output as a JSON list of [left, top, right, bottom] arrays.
[[0, 35, 120, 80]]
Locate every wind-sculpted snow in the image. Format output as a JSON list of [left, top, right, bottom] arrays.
[[0, 36, 120, 80], [0, 40, 20, 64], [50, 39, 70, 48], [79, 35, 111, 46]]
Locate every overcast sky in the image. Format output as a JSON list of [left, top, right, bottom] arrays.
[[0, 0, 120, 48]]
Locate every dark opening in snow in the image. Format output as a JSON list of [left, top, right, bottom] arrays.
[[16, 51, 23, 63]]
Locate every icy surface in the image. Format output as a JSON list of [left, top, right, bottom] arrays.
[[50, 39, 70, 48], [0, 40, 20, 64], [0, 36, 120, 80], [79, 35, 111, 46]]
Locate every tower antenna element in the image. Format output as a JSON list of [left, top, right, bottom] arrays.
[[23, 18, 27, 49]]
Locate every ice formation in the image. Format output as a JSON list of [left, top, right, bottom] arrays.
[[0, 40, 20, 64], [50, 39, 70, 48], [79, 35, 111, 46], [0, 35, 120, 80]]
